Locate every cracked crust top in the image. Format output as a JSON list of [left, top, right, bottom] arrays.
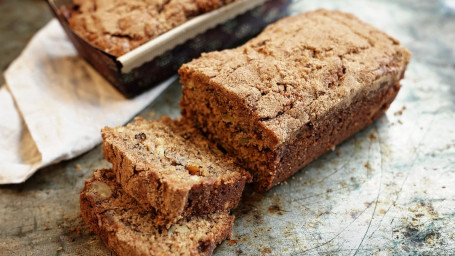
[[66, 0, 235, 56], [179, 9, 411, 147]]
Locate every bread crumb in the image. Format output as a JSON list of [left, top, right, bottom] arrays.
[[76, 164, 82, 171], [227, 240, 238, 246], [369, 134, 377, 140], [336, 150, 343, 156], [262, 248, 272, 254], [394, 106, 406, 115], [57, 247, 62, 251]]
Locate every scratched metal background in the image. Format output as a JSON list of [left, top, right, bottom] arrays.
[[1, 0, 455, 255]]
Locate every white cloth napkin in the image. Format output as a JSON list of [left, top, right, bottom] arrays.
[[0, 19, 175, 184]]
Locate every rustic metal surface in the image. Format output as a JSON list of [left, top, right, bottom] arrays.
[[0, 0, 52, 86], [1, 0, 455, 255]]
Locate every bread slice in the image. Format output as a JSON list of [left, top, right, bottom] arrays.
[[80, 169, 234, 256], [101, 116, 251, 227]]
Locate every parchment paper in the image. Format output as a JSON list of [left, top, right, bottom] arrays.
[[0, 20, 174, 184]]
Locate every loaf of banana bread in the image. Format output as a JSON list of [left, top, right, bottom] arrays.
[[80, 169, 234, 256], [66, 0, 235, 56], [179, 9, 411, 191], [102, 116, 250, 227]]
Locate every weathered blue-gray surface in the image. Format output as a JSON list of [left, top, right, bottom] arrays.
[[1, 0, 454, 255]]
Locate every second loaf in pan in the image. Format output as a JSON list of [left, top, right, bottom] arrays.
[[179, 9, 411, 191], [66, 0, 236, 56], [102, 117, 251, 227]]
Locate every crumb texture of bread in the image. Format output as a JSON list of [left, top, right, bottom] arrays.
[[179, 9, 411, 191], [80, 169, 234, 256], [66, 0, 235, 56], [101, 116, 250, 227]]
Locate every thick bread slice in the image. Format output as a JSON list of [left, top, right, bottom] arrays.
[[101, 116, 251, 227], [80, 169, 234, 256]]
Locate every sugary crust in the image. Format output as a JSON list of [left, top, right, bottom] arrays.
[[80, 169, 234, 256], [101, 117, 250, 226], [268, 81, 402, 189], [65, 0, 235, 56], [179, 9, 411, 191]]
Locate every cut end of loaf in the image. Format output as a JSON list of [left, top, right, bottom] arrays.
[[179, 9, 411, 191]]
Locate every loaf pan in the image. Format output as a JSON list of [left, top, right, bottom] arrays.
[[47, 0, 290, 98]]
